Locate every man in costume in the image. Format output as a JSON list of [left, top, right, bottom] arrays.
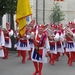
[[31, 25, 50, 75]]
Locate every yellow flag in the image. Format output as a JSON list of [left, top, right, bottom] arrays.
[[16, 0, 32, 36]]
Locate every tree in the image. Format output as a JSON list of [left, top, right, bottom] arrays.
[[5, 0, 17, 14], [0, 0, 17, 29], [50, 3, 65, 24], [0, 0, 7, 25], [4, 0, 17, 30], [0, 0, 6, 16]]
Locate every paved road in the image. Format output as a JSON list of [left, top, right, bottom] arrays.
[[0, 52, 75, 75]]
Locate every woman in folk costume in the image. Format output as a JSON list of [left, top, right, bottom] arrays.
[[48, 24, 57, 65], [0, 26, 5, 57], [31, 25, 50, 75], [3, 22, 13, 59], [27, 26, 35, 60], [14, 29, 21, 57], [55, 24, 65, 61], [49, 24, 64, 65], [14, 24, 21, 57], [17, 26, 31, 63], [27, 20, 38, 60], [71, 23, 75, 62], [65, 22, 75, 66]]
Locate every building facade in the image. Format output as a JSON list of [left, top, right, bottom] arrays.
[[2, 0, 75, 28], [33, 0, 75, 25]]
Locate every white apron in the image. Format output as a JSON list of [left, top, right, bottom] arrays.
[[0, 31, 5, 57]]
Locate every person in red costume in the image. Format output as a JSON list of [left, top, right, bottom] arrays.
[[31, 25, 50, 75], [27, 26, 34, 60], [14, 24, 21, 57], [3, 22, 13, 59], [27, 20, 38, 60], [48, 24, 58, 65], [55, 24, 65, 61], [17, 25, 31, 63], [65, 21, 75, 66], [71, 23, 75, 62]]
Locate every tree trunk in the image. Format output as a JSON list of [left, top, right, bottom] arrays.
[[0, 15, 2, 26], [10, 13, 14, 30], [10, 13, 16, 51]]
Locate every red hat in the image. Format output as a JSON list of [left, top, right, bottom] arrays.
[[38, 25, 45, 29], [68, 21, 73, 25], [58, 24, 63, 28], [6, 22, 10, 25], [51, 24, 55, 27]]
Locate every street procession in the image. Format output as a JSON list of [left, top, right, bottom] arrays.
[[0, 0, 75, 75], [1, 20, 75, 75]]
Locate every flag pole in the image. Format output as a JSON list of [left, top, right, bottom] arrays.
[[36, 0, 38, 24]]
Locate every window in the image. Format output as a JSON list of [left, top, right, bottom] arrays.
[[54, 0, 64, 1]]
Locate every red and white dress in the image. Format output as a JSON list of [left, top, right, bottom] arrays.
[[17, 33, 31, 51], [49, 30, 58, 54], [65, 28, 75, 52], [4, 29, 13, 48], [29, 25, 38, 49], [56, 29, 65, 53]]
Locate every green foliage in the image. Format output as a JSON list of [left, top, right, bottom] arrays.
[[0, 0, 6, 15], [0, 0, 17, 29], [4, 0, 17, 14], [0, 0, 17, 15], [50, 3, 65, 24]]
